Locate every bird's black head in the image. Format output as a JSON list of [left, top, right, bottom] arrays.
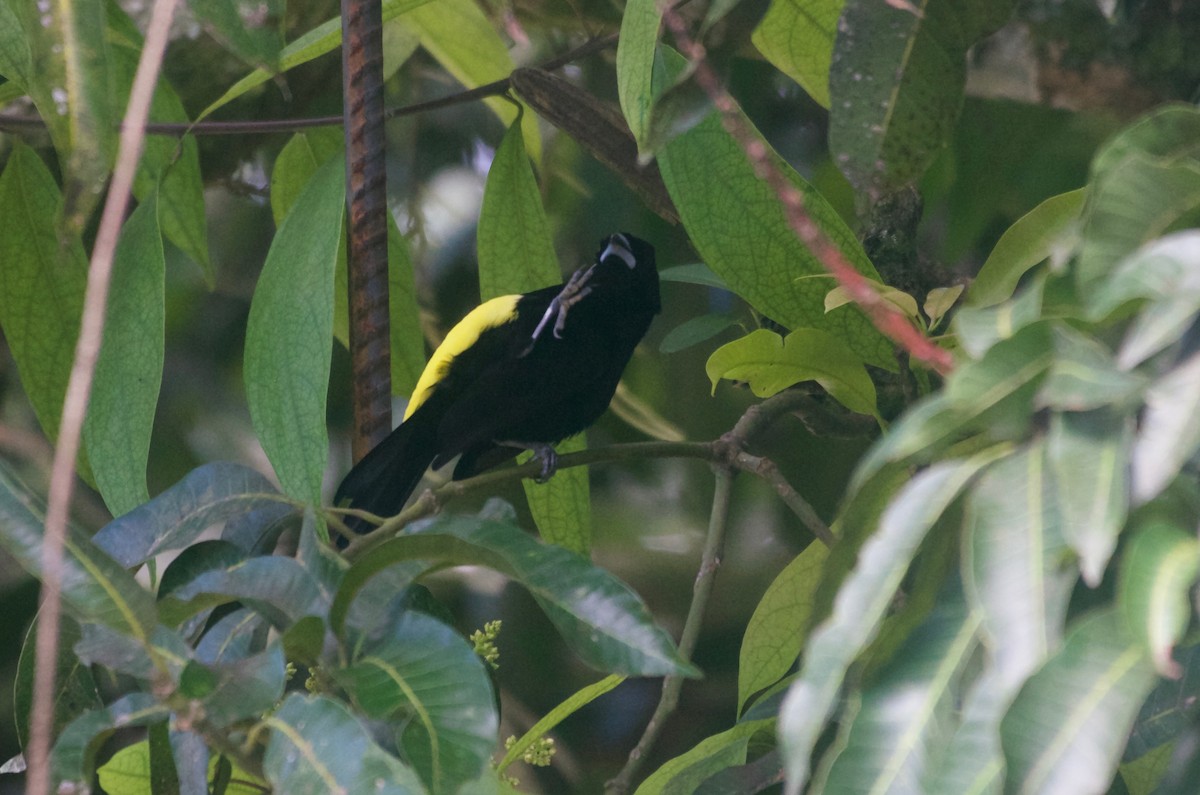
[[593, 232, 660, 314]]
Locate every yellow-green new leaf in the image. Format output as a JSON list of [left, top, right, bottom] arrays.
[[706, 328, 879, 418], [752, 0, 842, 108]]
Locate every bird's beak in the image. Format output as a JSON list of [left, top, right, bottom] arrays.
[[600, 233, 637, 269]]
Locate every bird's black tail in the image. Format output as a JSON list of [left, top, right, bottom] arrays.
[[333, 401, 441, 546]]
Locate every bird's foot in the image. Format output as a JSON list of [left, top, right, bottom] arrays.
[[501, 440, 559, 482], [525, 264, 597, 355]]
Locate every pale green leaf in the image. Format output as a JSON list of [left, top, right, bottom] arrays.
[[499, 675, 625, 772], [245, 156, 345, 502], [1119, 522, 1200, 677], [752, 0, 841, 108], [616, 0, 662, 151]]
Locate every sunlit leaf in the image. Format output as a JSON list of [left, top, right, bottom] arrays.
[[1131, 348, 1200, 503], [752, 0, 842, 108], [616, 0, 662, 150]]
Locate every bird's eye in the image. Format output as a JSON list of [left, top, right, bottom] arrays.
[[600, 234, 637, 269]]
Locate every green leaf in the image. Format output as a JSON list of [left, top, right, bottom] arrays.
[[954, 277, 1046, 360], [263, 694, 426, 794], [337, 612, 498, 794], [969, 189, 1086, 308], [498, 674, 625, 772], [706, 328, 879, 418], [92, 462, 289, 568], [404, 0, 540, 159], [1125, 642, 1200, 761], [1036, 324, 1147, 412], [51, 694, 169, 793], [161, 555, 326, 629], [477, 119, 590, 553], [1047, 410, 1132, 587], [924, 284, 964, 328], [616, 0, 662, 151], [819, 588, 981, 794], [825, 281, 920, 318], [634, 719, 774, 795], [0, 463, 156, 639], [658, 262, 730, 290], [106, 10, 211, 278], [196, 0, 436, 122], [1088, 232, 1200, 370], [337, 514, 696, 677], [778, 448, 1007, 793], [737, 542, 828, 715], [945, 322, 1053, 419], [964, 441, 1073, 686], [83, 193, 164, 517], [188, 0, 284, 71], [1078, 105, 1200, 289], [654, 48, 894, 370], [246, 155, 345, 503], [13, 616, 102, 751], [828, 0, 1017, 194], [183, 643, 288, 728], [1000, 610, 1156, 795], [0, 142, 88, 448], [1131, 348, 1200, 503], [388, 219, 426, 398], [1119, 522, 1200, 678], [0, 1, 32, 89], [98, 740, 268, 795], [1121, 742, 1174, 795], [751, 0, 842, 109], [660, 313, 738, 354], [14, 0, 112, 228]]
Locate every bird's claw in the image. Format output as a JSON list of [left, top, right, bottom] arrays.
[[525, 264, 596, 355], [532, 444, 558, 483]]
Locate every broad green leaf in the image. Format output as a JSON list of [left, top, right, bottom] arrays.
[[654, 48, 894, 370], [633, 719, 774, 795], [778, 448, 1006, 793], [73, 622, 190, 682], [106, 10, 211, 278], [738, 542, 828, 715], [658, 262, 729, 290], [1087, 232, 1200, 370], [1036, 324, 1147, 412], [14, 0, 112, 228], [660, 313, 738, 354], [848, 394, 970, 492], [188, 0, 284, 71], [51, 694, 169, 793], [13, 616, 102, 750], [706, 328, 879, 418], [196, 0, 436, 122], [477, 119, 590, 553], [92, 462, 289, 568], [337, 612, 497, 793], [969, 189, 1086, 307], [828, 0, 1017, 194], [194, 606, 268, 664], [83, 193, 164, 517], [246, 156, 345, 503], [964, 441, 1072, 688], [616, 0, 662, 150], [404, 0, 540, 159], [99, 740, 268, 795], [160, 555, 326, 629], [1078, 105, 1200, 289], [1000, 610, 1156, 795], [263, 694, 426, 794], [0, 464, 156, 639], [819, 589, 981, 794], [337, 514, 696, 677], [498, 675, 625, 772], [1119, 522, 1200, 677], [752, 0, 842, 108], [1047, 410, 1132, 587], [1131, 348, 1200, 503], [925, 665, 1007, 795], [0, 142, 88, 448]]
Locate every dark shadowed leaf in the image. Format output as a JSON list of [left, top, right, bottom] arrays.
[[51, 694, 169, 793]]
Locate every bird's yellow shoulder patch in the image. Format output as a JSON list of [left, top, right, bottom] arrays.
[[404, 294, 521, 419]]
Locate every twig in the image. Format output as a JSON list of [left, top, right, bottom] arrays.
[[659, 8, 955, 376], [605, 467, 736, 795], [24, 0, 180, 792], [0, 34, 618, 138]]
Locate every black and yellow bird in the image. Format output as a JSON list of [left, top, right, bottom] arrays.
[[334, 232, 659, 537]]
